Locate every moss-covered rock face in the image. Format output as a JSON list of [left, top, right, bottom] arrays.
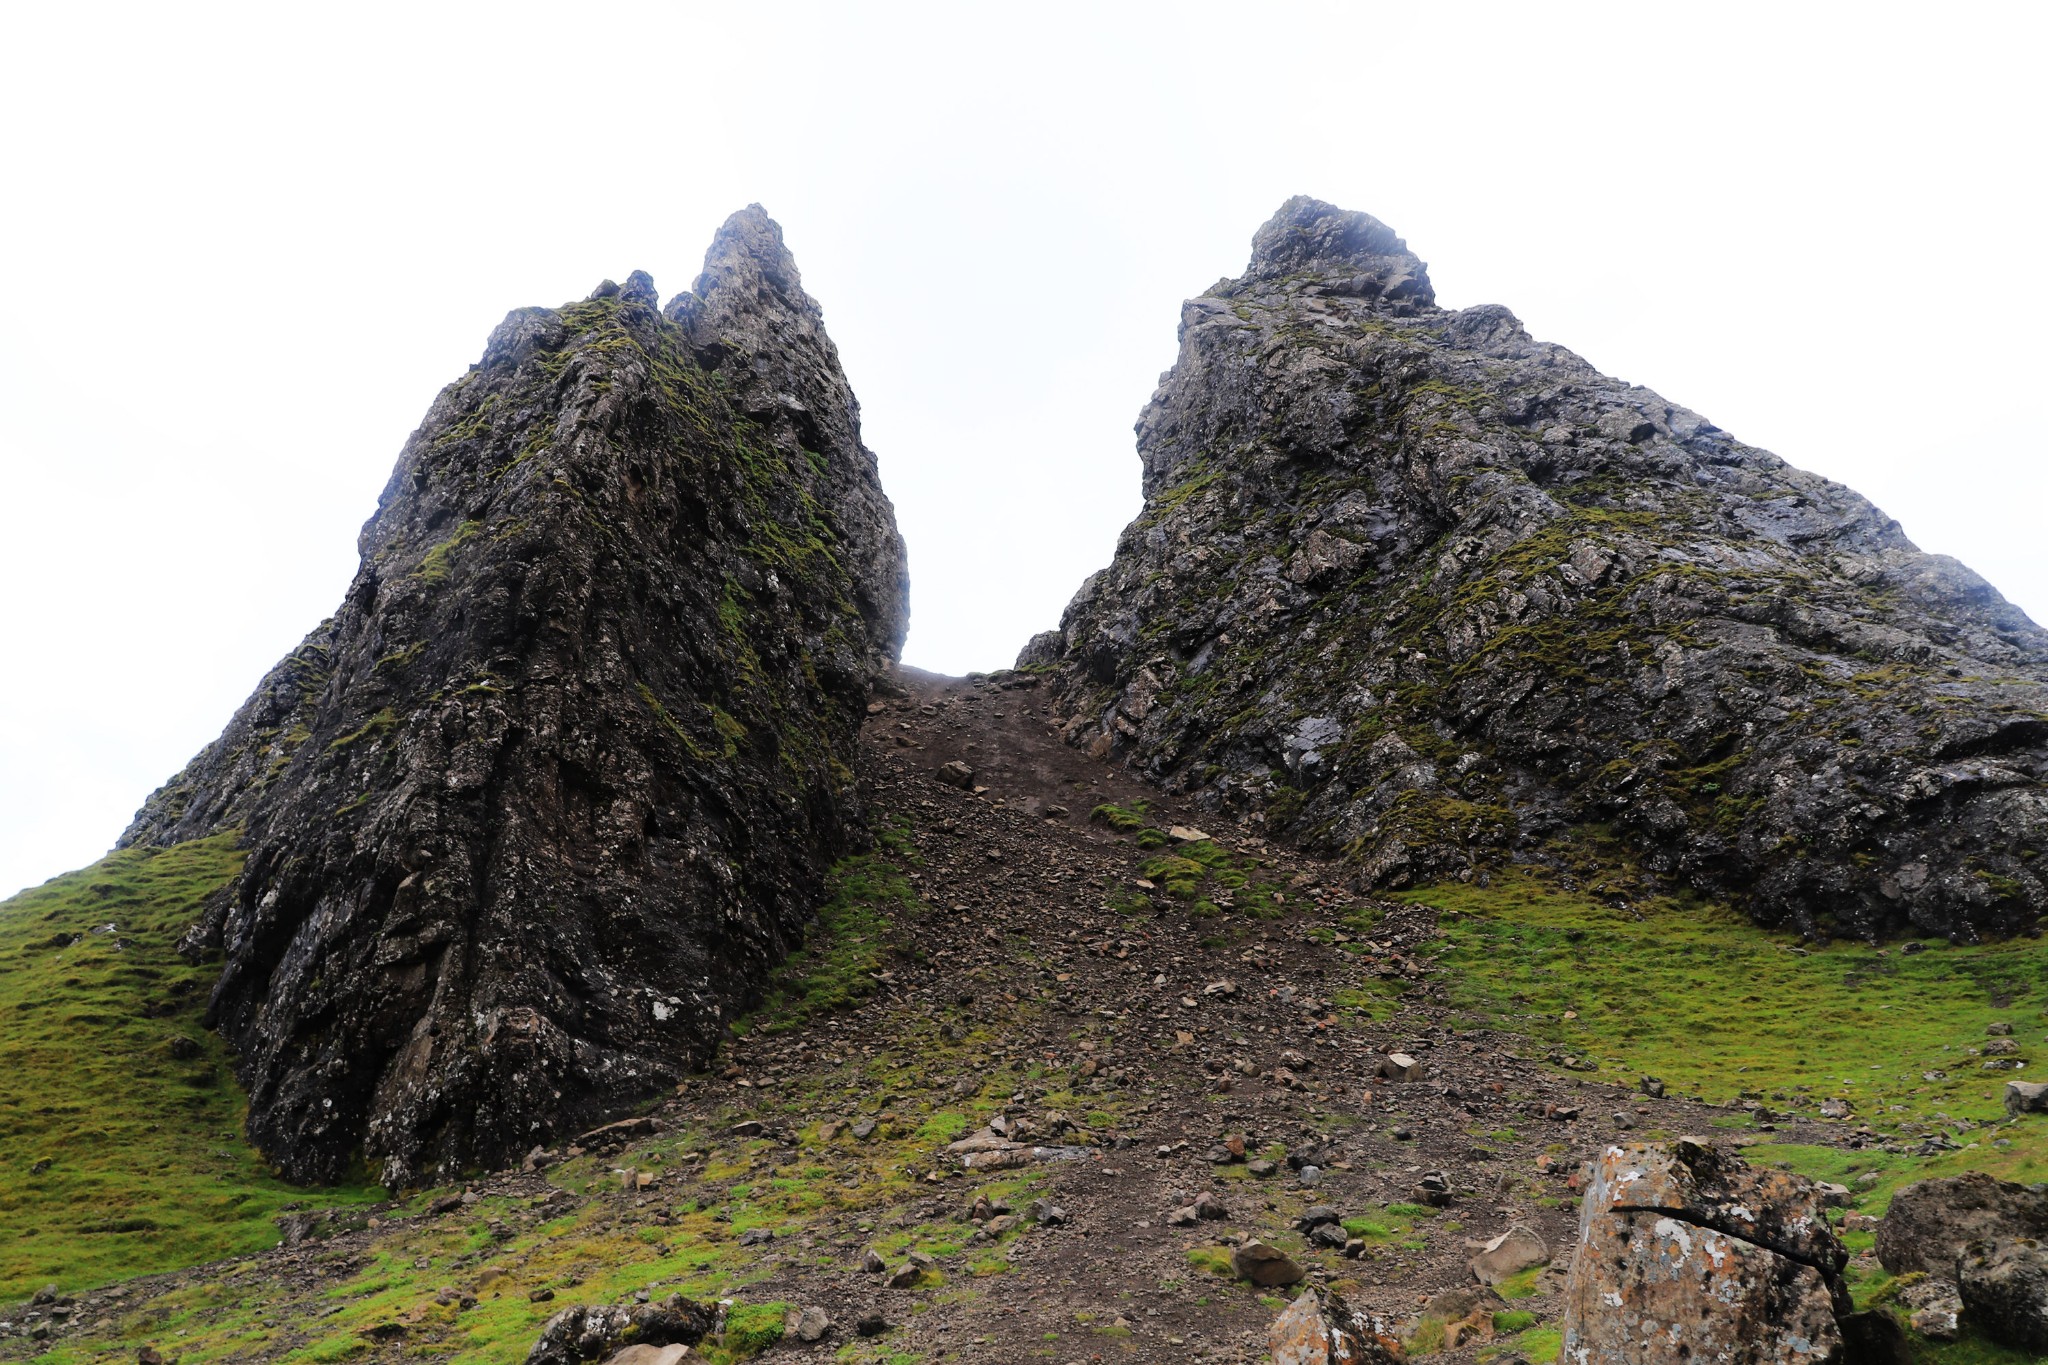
[[121, 206, 908, 1187], [1031, 194, 2048, 943]]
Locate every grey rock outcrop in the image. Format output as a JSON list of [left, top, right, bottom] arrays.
[[1878, 1172, 2048, 1351], [1560, 1140, 1852, 1364], [1959, 1237, 2048, 1352], [1029, 195, 2048, 941], [123, 206, 907, 1185], [1876, 1172, 2048, 1276], [523, 1299, 717, 1365]]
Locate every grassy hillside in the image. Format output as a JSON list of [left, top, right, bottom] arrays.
[[1411, 868, 2048, 1362], [1410, 870, 2048, 1159], [0, 837, 377, 1301]]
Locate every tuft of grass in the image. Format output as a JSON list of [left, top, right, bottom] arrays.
[[0, 838, 381, 1299], [413, 519, 483, 585], [1495, 1265, 1544, 1300], [699, 1301, 788, 1362], [747, 853, 925, 1034], [1482, 1324, 1562, 1363], [1089, 800, 1152, 833]]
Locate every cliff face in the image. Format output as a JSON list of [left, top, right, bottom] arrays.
[[1028, 197, 2048, 942], [124, 207, 907, 1185]]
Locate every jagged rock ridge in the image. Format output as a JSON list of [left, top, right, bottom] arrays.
[[123, 206, 907, 1185], [1027, 195, 2048, 941]]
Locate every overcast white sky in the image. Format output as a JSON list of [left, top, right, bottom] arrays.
[[2, 2, 2042, 899]]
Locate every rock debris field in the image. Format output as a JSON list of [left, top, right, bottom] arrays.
[[0, 667, 1892, 1364]]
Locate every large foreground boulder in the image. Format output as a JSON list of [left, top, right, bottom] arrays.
[[1878, 1172, 2048, 1351], [1560, 1140, 1851, 1363], [122, 206, 908, 1185], [1268, 1288, 1402, 1365], [1875, 1171, 2048, 1275]]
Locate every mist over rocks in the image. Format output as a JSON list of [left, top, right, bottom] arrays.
[[121, 206, 907, 1186], [1029, 195, 2048, 942]]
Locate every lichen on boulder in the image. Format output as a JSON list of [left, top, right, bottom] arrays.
[[1560, 1140, 1853, 1363]]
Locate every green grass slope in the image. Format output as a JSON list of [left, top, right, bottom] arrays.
[[0, 837, 377, 1301], [1410, 872, 2048, 1156], [1410, 868, 2048, 1363]]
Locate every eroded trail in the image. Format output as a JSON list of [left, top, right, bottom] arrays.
[[1, 668, 1856, 1365]]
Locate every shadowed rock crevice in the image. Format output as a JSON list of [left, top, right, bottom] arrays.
[[122, 206, 907, 1187]]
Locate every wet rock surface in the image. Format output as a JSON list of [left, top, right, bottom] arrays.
[[1560, 1140, 1851, 1364], [1031, 195, 2048, 941], [119, 206, 907, 1185]]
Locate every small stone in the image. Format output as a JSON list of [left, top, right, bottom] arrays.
[[1231, 1240, 1305, 1287], [1639, 1076, 1666, 1099], [886, 1262, 923, 1289], [2007, 1081, 2048, 1116], [862, 1248, 886, 1273], [856, 1314, 889, 1338], [1990, 1022, 2017, 1036], [1469, 1224, 1548, 1286], [1029, 1199, 1070, 1226], [935, 760, 975, 788], [851, 1118, 878, 1140], [1901, 1278, 1962, 1340], [792, 1306, 832, 1343], [1248, 1159, 1278, 1178], [1377, 1052, 1424, 1082], [602, 1347, 688, 1365]]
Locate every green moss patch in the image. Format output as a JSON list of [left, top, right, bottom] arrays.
[[747, 853, 926, 1034], [0, 838, 381, 1299]]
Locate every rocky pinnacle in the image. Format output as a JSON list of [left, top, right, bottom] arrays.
[[122, 207, 908, 1186], [1029, 195, 2048, 942]]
